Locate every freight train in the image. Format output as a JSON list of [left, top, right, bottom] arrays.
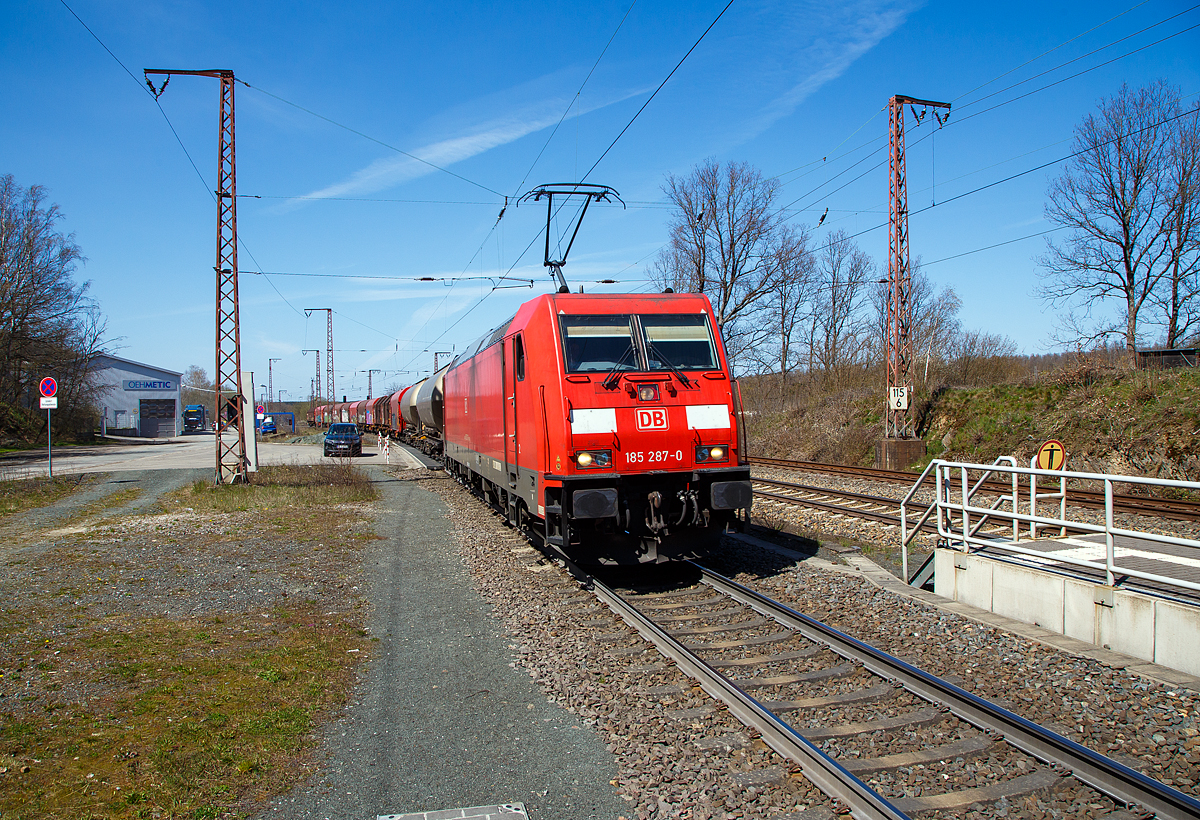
[[310, 290, 753, 564]]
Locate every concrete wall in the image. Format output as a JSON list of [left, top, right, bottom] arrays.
[[935, 548, 1200, 677]]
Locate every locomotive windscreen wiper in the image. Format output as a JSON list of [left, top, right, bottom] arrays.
[[646, 342, 693, 387], [602, 344, 637, 389]]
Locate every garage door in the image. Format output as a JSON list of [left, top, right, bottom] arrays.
[[139, 399, 177, 438]]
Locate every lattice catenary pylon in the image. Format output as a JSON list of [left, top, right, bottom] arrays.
[[887, 94, 949, 439], [145, 68, 247, 484]]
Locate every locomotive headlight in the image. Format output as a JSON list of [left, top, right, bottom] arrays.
[[575, 450, 612, 469], [695, 445, 728, 463], [637, 384, 660, 402]]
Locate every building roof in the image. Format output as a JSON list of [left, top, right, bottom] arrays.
[[94, 352, 184, 378]]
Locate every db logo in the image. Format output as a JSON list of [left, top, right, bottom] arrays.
[[635, 408, 669, 431]]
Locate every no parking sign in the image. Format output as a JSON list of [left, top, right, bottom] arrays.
[[40, 377, 57, 477]]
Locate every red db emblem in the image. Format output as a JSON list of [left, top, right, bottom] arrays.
[[635, 408, 669, 431]]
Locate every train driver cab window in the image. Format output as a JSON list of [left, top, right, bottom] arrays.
[[513, 334, 525, 381], [560, 315, 638, 373], [640, 314, 718, 370]]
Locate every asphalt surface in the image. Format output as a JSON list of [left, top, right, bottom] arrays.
[[256, 466, 627, 820], [1, 432, 421, 478]]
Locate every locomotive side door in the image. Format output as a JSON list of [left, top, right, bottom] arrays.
[[503, 334, 524, 494]]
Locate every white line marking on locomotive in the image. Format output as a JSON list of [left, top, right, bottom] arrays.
[[685, 404, 731, 429], [569, 407, 618, 434]]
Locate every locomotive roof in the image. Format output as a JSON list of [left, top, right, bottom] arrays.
[[455, 291, 715, 369]]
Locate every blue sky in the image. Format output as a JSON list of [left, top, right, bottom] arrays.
[[3, 0, 1198, 401]]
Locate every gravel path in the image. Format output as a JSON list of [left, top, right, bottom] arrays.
[[2, 468, 206, 532], [256, 467, 628, 820]]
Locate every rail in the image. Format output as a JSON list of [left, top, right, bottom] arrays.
[[751, 455, 1200, 522], [698, 564, 1200, 820], [591, 574, 909, 820], [905, 459, 1200, 596]]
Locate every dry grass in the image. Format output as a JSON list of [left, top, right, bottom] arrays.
[[0, 607, 367, 819], [0, 462, 380, 819], [54, 488, 144, 529], [0, 474, 95, 522], [162, 464, 377, 527]]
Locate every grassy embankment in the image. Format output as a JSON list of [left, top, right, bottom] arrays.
[[745, 366, 1200, 482], [0, 464, 379, 820]]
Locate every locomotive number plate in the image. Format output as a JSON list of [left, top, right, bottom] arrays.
[[626, 450, 684, 465]]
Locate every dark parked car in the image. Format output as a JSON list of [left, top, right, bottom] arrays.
[[261, 416, 277, 435], [324, 423, 362, 457]]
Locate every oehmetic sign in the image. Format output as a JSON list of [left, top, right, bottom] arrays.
[[122, 379, 175, 390]]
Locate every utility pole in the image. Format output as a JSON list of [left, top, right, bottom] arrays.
[[360, 369, 383, 399], [145, 67, 247, 485], [302, 349, 321, 402], [432, 351, 453, 372], [881, 94, 949, 469], [306, 309, 334, 404], [267, 358, 281, 412]]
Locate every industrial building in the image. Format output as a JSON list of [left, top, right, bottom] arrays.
[[93, 354, 183, 438]]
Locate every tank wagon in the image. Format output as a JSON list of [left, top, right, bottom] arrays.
[[311, 290, 752, 564]]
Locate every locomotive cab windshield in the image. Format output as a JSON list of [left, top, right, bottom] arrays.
[[560, 313, 718, 374]]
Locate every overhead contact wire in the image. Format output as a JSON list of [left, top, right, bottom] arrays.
[[582, 0, 736, 181], [238, 82, 505, 198]]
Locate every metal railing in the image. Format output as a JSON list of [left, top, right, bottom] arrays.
[[901, 459, 1200, 596], [900, 456, 1017, 580]]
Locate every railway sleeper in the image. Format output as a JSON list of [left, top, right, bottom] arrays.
[[761, 682, 895, 713], [800, 707, 944, 740], [683, 630, 794, 650], [891, 768, 1063, 815], [839, 734, 993, 775], [733, 662, 856, 689], [667, 616, 772, 637], [653, 606, 746, 623]]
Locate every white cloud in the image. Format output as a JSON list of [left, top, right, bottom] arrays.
[[739, 0, 925, 138], [299, 76, 647, 202]]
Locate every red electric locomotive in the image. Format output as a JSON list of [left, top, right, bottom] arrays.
[[436, 290, 752, 564]]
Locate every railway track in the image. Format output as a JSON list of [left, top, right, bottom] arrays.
[[751, 477, 912, 529], [589, 560, 1200, 820], [750, 457, 1200, 523]]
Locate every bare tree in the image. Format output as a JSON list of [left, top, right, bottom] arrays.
[[870, 261, 962, 385], [1154, 101, 1200, 347], [182, 365, 216, 417], [1039, 81, 1184, 359], [769, 223, 817, 383], [813, 229, 873, 376], [947, 330, 1019, 385], [649, 160, 783, 366], [0, 174, 107, 434]]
